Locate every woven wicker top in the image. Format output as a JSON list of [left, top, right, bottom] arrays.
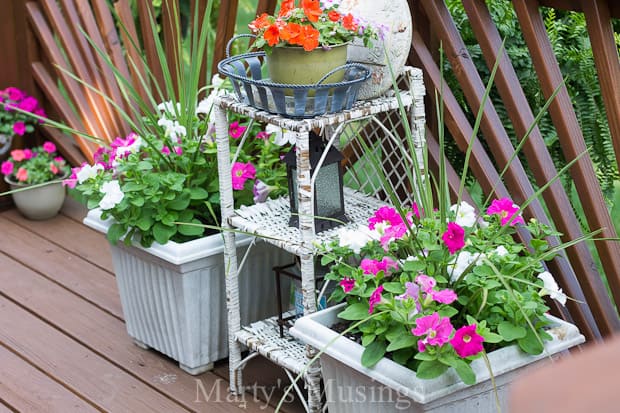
[[229, 188, 386, 256]]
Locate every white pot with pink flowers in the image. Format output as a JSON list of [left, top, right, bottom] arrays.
[[290, 198, 584, 412]]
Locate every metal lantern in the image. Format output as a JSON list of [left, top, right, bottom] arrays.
[[284, 132, 348, 232]]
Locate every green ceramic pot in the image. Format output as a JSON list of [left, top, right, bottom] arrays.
[[267, 43, 348, 86], [5, 175, 67, 220]]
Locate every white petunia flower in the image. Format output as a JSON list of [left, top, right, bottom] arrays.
[[537, 271, 567, 306], [76, 163, 104, 184], [266, 124, 296, 146], [157, 101, 181, 115], [337, 225, 373, 254], [450, 201, 477, 227], [493, 245, 509, 257], [447, 250, 485, 283], [99, 180, 124, 210]]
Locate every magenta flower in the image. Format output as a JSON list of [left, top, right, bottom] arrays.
[[379, 223, 408, 249], [34, 107, 47, 122], [368, 285, 384, 314], [4, 87, 24, 101], [1, 160, 14, 176], [42, 141, 56, 154], [431, 289, 458, 304], [415, 274, 437, 293], [339, 278, 356, 293], [450, 324, 484, 358], [63, 167, 80, 188], [12, 121, 26, 136], [412, 202, 422, 219], [412, 312, 454, 352], [368, 206, 402, 229], [255, 131, 270, 140], [161, 146, 171, 155], [442, 222, 465, 254], [174, 146, 183, 155], [231, 162, 256, 190], [23, 149, 34, 160], [360, 257, 399, 276], [17, 96, 38, 112], [229, 121, 247, 139], [487, 198, 525, 226], [16, 167, 28, 182]]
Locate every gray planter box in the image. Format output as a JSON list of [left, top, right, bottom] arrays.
[[290, 303, 585, 412], [85, 209, 290, 374]]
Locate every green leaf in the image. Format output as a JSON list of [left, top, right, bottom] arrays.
[[361, 340, 386, 368], [438, 306, 459, 318], [138, 160, 153, 170], [338, 303, 370, 320], [518, 328, 544, 355], [453, 359, 476, 385], [177, 220, 205, 236], [361, 334, 376, 347], [153, 222, 176, 245], [136, 214, 154, 231], [386, 334, 416, 352], [481, 332, 503, 344], [383, 282, 405, 294], [392, 348, 414, 365], [107, 223, 125, 245], [403, 260, 425, 272], [167, 192, 191, 210], [416, 360, 449, 380], [130, 196, 145, 207], [498, 321, 527, 341], [190, 187, 209, 200]]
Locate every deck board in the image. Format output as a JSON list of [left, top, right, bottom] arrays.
[[0, 344, 97, 413], [0, 203, 306, 412], [0, 216, 123, 319]]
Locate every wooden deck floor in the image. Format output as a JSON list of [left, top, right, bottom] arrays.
[[0, 199, 305, 413]]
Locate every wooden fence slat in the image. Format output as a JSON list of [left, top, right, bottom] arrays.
[[137, 1, 166, 102], [41, 127, 86, 167], [162, 0, 181, 99], [580, 0, 620, 174], [38, 0, 114, 142], [514, 0, 620, 335], [211, 0, 239, 76], [113, 0, 151, 108], [462, 0, 617, 338]]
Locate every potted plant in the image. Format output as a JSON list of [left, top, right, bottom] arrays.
[[0, 87, 46, 156], [40, 5, 292, 374], [1, 141, 69, 220], [248, 0, 377, 85], [288, 52, 590, 411]]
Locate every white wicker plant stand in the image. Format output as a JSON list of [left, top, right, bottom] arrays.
[[214, 67, 426, 413]]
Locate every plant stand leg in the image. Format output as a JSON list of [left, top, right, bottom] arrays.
[[306, 346, 323, 413], [215, 102, 244, 394]]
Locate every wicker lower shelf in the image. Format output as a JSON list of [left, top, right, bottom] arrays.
[[229, 188, 386, 256], [235, 314, 309, 376]]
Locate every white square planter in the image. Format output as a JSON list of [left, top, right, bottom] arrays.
[[84, 209, 290, 374], [290, 303, 585, 412]]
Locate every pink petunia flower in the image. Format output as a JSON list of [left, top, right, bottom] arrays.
[[62, 166, 81, 188], [4, 87, 24, 101], [49, 163, 59, 175], [415, 274, 437, 293], [174, 146, 183, 155], [368, 206, 402, 230], [17, 96, 38, 112], [12, 122, 26, 136], [360, 257, 399, 276], [339, 278, 356, 293], [34, 107, 47, 122], [161, 146, 171, 155], [231, 162, 256, 190], [16, 167, 28, 182], [1, 160, 14, 176], [10, 149, 25, 162], [396, 281, 420, 301], [23, 149, 34, 160], [487, 198, 525, 226], [229, 121, 247, 139], [442, 222, 465, 254], [42, 141, 56, 154], [412, 202, 422, 219], [450, 324, 484, 358], [412, 312, 454, 352], [255, 131, 271, 140], [368, 285, 384, 314], [431, 289, 458, 304]]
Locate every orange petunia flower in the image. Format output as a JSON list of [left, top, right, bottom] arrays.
[[249, 13, 271, 32], [279, 0, 295, 18], [342, 13, 358, 31], [300, 25, 320, 51], [327, 10, 341, 22], [263, 24, 281, 47], [280, 22, 303, 46], [302, 0, 322, 23]]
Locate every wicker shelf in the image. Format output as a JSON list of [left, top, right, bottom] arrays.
[[229, 188, 386, 256]]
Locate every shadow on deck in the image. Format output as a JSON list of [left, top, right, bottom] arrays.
[[0, 198, 304, 413]]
